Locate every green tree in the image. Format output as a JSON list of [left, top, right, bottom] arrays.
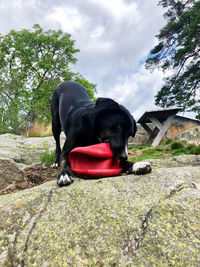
[[145, 0, 200, 119], [0, 24, 96, 134]]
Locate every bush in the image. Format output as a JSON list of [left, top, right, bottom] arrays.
[[170, 141, 185, 150], [187, 144, 200, 155], [195, 146, 200, 154], [170, 141, 200, 156]]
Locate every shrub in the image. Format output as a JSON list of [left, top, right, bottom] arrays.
[[170, 142, 200, 156], [170, 141, 185, 150], [187, 144, 200, 155], [195, 146, 200, 154]]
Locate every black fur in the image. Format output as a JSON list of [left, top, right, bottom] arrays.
[[51, 81, 137, 186]]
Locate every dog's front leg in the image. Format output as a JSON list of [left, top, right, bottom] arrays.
[[121, 160, 152, 175], [57, 141, 75, 186], [57, 158, 74, 186]]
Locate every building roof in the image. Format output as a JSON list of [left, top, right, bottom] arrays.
[[137, 108, 181, 124]]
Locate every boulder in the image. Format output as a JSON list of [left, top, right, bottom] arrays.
[[0, 159, 200, 266], [1, 133, 200, 266], [129, 125, 149, 145], [0, 158, 24, 191], [0, 133, 65, 189], [176, 126, 200, 145], [0, 133, 65, 166]]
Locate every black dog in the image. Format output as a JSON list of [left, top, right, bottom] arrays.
[[51, 81, 151, 186]]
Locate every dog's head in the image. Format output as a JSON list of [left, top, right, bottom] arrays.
[[93, 98, 137, 161]]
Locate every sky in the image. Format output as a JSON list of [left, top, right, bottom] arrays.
[[0, 0, 193, 121]]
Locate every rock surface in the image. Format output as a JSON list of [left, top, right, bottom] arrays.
[[0, 133, 65, 191], [0, 157, 200, 265], [0, 158, 24, 191], [129, 125, 149, 145], [0, 133, 65, 166], [0, 133, 200, 266], [176, 126, 200, 145]]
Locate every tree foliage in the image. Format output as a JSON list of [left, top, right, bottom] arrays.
[[0, 25, 96, 134], [145, 0, 200, 119]]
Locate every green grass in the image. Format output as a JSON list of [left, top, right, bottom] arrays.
[[128, 144, 151, 151], [129, 140, 200, 162], [129, 147, 169, 162], [40, 145, 55, 165], [39, 140, 200, 165]]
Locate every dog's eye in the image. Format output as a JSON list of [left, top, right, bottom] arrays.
[[111, 124, 122, 132]]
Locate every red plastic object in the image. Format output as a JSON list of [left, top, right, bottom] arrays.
[[69, 143, 122, 177]]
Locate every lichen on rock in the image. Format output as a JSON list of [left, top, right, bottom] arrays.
[[0, 133, 200, 266], [0, 165, 200, 266]]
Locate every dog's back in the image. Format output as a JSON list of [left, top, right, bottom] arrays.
[[52, 81, 94, 129]]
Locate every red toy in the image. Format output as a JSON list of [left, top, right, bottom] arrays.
[[69, 143, 122, 177]]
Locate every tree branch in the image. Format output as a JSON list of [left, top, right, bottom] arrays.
[[30, 70, 48, 104]]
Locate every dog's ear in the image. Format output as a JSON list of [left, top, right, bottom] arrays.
[[93, 98, 119, 133], [126, 114, 137, 138], [95, 98, 119, 110], [95, 98, 137, 137], [119, 104, 137, 137], [130, 115, 137, 137]]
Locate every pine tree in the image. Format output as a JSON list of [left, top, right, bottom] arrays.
[[146, 0, 200, 119]]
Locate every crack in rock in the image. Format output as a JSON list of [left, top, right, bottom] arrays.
[[21, 189, 54, 267], [136, 208, 153, 249], [174, 156, 200, 167], [165, 183, 196, 199], [6, 200, 45, 267], [122, 179, 199, 259], [122, 208, 153, 257], [122, 179, 198, 260]]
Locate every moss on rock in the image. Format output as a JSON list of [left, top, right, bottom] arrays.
[[0, 165, 200, 266]]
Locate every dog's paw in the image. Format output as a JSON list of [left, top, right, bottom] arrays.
[[57, 173, 74, 186], [131, 161, 152, 175], [51, 162, 59, 169]]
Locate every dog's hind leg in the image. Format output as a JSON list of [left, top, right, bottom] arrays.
[[51, 91, 62, 167]]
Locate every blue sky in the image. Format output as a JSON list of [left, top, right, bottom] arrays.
[[1, 0, 193, 120]]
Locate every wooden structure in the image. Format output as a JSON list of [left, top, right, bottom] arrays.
[[137, 108, 181, 146]]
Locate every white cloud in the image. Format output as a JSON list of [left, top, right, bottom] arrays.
[[99, 65, 165, 120], [46, 7, 82, 34], [92, 0, 138, 18], [1, 0, 195, 120]]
